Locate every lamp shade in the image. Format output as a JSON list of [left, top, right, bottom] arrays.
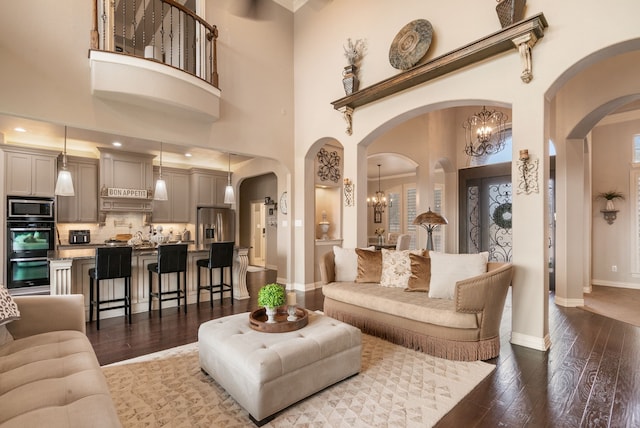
[[224, 184, 235, 204], [413, 209, 448, 227], [154, 178, 168, 201], [54, 169, 75, 196]]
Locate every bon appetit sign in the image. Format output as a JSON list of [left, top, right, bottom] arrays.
[[100, 186, 152, 199]]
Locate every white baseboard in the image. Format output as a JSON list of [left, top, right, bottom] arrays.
[[591, 279, 640, 290], [510, 331, 551, 352], [554, 296, 584, 307]]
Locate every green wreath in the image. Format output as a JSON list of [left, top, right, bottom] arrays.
[[492, 202, 512, 229]]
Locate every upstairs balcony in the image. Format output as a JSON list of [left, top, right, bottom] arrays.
[[90, 0, 220, 121]]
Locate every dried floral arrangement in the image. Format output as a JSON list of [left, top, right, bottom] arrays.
[[343, 38, 366, 65]]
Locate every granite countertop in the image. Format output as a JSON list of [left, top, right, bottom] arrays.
[[48, 243, 247, 261]]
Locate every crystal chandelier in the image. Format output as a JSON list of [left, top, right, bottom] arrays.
[[367, 164, 387, 213], [462, 106, 508, 157]]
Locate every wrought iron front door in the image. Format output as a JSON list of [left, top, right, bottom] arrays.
[[459, 163, 512, 262]]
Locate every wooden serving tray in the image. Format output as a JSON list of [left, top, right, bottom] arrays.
[[249, 307, 308, 333]]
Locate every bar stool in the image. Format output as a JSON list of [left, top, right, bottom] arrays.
[[147, 243, 188, 317], [196, 241, 235, 308], [89, 246, 133, 330]]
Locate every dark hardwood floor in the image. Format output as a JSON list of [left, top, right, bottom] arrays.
[[88, 277, 640, 428]]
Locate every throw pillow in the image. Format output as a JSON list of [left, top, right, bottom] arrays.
[[428, 251, 489, 299], [380, 249, 423, 288], [333, 246, 375, 282], [405, 252, 430, 292], [355, 248, 382, 283], [0, 285, 20, 326]]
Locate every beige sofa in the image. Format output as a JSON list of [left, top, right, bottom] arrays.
[[320, 250, 513, 361], [1, 295, 121, 428]]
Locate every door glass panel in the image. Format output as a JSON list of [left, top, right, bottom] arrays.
[[487, 182, 513, 262]]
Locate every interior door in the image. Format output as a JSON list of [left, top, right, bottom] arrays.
[[250, 201, 266, 267]]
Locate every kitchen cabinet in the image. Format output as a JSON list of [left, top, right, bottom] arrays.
[[98, 148, 154, 212], [152, 166, 190, 223], [4, 148, 57, 197], [57, 156, 99, 222], [189, 168, 229, 221]]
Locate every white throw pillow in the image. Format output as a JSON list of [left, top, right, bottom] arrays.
[[333, 246, 374, 282], [0, 285, 20, 326], [428, 252, 489, 299], [380, 249, 423, 288]]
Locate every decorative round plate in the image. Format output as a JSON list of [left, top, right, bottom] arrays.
[[388, 19, 433, 70]]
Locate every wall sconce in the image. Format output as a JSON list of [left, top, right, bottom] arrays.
[[601, 209, 618, 225], [343, 178, 354, 207], [516, 149, 539, 194]]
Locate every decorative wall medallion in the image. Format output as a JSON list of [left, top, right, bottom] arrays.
[[317, 147, 341, 183], [388, 19, 433, 70]]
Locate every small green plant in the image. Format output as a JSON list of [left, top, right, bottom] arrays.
[[257, 283, 285, 308], [597, 190, 625, 201]]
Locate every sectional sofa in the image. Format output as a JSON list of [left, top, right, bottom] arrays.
[[0, 293, 121, 427]]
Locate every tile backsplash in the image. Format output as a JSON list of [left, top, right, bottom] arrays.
[[56, 212, 192, 245]]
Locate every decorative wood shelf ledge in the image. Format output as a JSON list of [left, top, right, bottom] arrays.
[[331, 13, 548, 135]]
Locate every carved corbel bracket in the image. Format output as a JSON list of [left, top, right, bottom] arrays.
[[512, 32, 539, 83], [339, 106, 354, 135]]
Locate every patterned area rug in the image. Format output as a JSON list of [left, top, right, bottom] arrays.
[[102, 335, 495, 427]]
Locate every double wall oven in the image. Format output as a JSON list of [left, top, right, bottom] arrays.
[[6, 197, 55, 294]]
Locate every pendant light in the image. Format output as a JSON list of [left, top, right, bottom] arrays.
[[54, 126, 75, 196], [154, 142, 168, 201], [224, 152, 235, 204]]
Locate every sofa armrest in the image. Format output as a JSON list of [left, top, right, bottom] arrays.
[[454, 263, 513, 339], [6, 294, 86, 340], [319, 251, 336, 284]]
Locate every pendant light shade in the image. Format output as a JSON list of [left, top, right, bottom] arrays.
[[55, 126, 75, 196], [224, 152, 235, 204], [154, 142, 168, 201]]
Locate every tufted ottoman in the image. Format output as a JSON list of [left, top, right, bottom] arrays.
[[198, 311, 362, 425]]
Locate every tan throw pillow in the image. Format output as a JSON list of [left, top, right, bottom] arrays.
[[355, 248, 382, 283], [405, 252, 430, 292]]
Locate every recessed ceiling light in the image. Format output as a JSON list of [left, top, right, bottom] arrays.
[[112, 141, 122, 147], [185, 152, 192, 157], [14, 127, 26, 133]]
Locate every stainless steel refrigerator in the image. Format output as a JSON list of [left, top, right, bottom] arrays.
[[196, 206, 235, 245]]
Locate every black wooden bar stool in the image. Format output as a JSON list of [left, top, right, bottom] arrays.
[[147, 243, 188, 317], [89, 246, 133, 330], [196, 241, 235, 308]]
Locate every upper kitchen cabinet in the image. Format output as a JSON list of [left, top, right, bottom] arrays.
[[98, 148, 154, 213], [189, 168, 228, 221], [57, 156, 98, 223], [152, 166, 190, 223], [3, 147, 57, 197]]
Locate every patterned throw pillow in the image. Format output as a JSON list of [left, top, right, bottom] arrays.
[[380, 249, 423, 288], [0, 285, 20, 326]]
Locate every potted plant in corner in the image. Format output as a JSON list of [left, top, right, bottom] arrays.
[[258, 283, 285, 323], [597, 190, 625, 211]]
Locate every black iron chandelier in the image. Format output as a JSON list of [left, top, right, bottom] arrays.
[[367, 164, 387, 213], [462, 106, 508, 157]]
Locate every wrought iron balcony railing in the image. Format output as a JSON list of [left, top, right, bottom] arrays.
[[91, 0, 218, 88]]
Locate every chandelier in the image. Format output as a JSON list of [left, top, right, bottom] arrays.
[[462, 106, 508, 157], [367, 164, 387, 213]]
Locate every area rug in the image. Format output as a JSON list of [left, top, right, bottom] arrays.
[[581, 285, 640, 327], [102, 335, 495, 427]]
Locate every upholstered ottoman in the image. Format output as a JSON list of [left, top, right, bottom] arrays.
[[198, 311, 362, 425]]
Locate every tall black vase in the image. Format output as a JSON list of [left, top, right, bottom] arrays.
[[495, 0, 526, 28], [342, 64, 359, 95]]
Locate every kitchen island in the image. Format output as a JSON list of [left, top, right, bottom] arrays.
[[48, 244, 250, 320]]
